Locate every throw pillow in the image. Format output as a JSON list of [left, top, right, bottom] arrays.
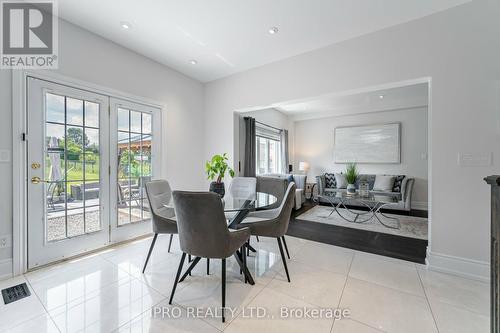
[[373, 175, 396, 191], [335, 173, 348, 189], [392, 175, 405, 192], [324, 173, 336, 188]]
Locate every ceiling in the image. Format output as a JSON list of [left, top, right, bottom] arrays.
[[272, 83, 428, 120], [57, 0, 471, 82]]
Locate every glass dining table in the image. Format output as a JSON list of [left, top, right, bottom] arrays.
[[164, 191, 278, 285]]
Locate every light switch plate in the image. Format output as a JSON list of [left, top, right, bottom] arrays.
[[458, 152, 493, 167], [0, 149, 10, 163]]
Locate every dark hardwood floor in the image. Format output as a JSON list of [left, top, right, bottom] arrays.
[[287, 201, 427, 264]]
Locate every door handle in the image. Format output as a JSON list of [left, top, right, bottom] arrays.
[[31, 176, 49, 184]]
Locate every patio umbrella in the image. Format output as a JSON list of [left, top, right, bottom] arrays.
[[48, 136, 63, 182]]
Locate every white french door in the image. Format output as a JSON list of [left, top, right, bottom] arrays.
[[26, 77, 161, 269], [109, 98, 161, 243]]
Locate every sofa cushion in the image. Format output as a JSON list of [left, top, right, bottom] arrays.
[[324, 173, 336, 188], [335, 173, 348, 189], [373, 175, 396, 191], [392, 175, 405, 193]]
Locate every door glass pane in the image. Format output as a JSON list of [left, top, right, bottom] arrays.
[[44, 92, 103, 242], [47, 209, 66, 242], [66, 126, 84, 181], [85, 206, 100, 233], [142, 113, 152, 134], [84, 128, 100, 181], [118, 108, 129, 131], [46, 93, 65, 124], [66, 98, 83, 126], [130, 111, 141, 133], [117, 109, 154, 226], [84, 101, 99, 128]]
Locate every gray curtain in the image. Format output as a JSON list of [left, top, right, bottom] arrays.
[[243, 117, 256, 177], [281, 129, 289, 174]]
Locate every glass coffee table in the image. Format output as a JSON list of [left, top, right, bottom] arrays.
[[318, 190, 402, 229]]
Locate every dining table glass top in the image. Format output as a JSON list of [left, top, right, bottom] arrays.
[[221, 191, 278, 212], [164, 191, 278, 212]]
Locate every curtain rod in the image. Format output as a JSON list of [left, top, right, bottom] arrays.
[[254, 119, 283, 132]]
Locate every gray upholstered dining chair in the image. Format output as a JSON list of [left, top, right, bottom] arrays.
[[169, 191, 251, 323], [238, 182, 296, 282], [142, 179, 177, 273]]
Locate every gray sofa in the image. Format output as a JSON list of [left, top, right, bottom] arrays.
[[315, 173, 415, 211], [256, 174, 307, 210]]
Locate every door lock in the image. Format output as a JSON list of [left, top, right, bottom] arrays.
[[31, 162, 41, 169]]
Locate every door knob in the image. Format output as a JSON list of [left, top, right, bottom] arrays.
[[31, 162, 41, 169], [31, 176, 48, 184]]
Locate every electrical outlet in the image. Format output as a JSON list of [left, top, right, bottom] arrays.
[[0, 235, 12, 249]]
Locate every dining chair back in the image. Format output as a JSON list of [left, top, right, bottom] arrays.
[[228, 177, 257, 199]]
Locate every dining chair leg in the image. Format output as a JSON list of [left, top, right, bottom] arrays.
[[239, 245, 243, 275], [277, 238, 291, 282], [207, 258, 210, 275], [142, 233, 158, 273], [188, 254, 192, 276], [255, 235, 260, 242], [221, 258, 226, 323], [281, 236, 290, 260], [179, 256, 201, 282], [169, 252, 186, 304], [168, 234, 173, 253], [243, 243, 248, 284]]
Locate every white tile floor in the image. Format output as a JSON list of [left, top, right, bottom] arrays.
[[0, 235, 490, 333]]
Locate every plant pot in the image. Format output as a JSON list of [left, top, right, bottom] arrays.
[[347, 183, 356, 194], [209, 181, 225, 197]]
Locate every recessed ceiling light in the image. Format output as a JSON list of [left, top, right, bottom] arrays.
[[268, 26, 279, 35], [189, 59, 198, 65], [120, 21, 131, 29], [379, 95, 385, 99]]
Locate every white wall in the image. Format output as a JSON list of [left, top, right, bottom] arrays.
[[237, 108, 294, 175], [0, 18, 206, 277], [294, 107, 428, 209], [205, 0, 500, 279]]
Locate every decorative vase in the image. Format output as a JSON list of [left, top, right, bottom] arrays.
[[347, 183, 356, 195], [209, 181, 225, 197]]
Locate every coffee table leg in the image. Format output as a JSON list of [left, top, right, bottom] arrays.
[[374, 203, 401, 229]]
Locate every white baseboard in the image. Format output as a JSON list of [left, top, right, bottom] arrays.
[[426, 250, 489, 282], [411, 201, 428, 211], [0, 259, 13, 280]]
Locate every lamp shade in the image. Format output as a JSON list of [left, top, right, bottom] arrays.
[[298, 161, 309, 171]]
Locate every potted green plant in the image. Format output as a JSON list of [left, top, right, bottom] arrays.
[[205, 153, 235, 197], [345, 163, 359, 194]]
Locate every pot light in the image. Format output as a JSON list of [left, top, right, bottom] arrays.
[[189, 59, 198, 65], [120, 21, 131, 29], [379, 95, 385, 99], [268, 26, 279, 35]]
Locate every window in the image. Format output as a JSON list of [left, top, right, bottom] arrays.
[[256, 126, 281, 175]]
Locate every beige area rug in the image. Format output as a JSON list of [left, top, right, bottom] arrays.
[[296, 205, 428, 240]]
